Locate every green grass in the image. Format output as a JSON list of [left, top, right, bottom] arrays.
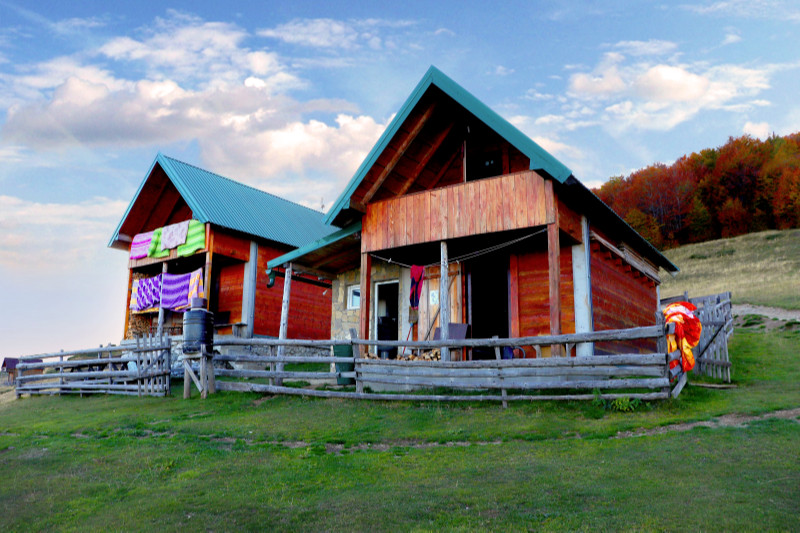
[[1, 329, 799, 531], [661, 228, 800, 309]]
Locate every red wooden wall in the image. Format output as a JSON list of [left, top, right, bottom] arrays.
[[590, 241, 658, 353], [211, 228, 331, 340], [512, 247, 575, 339], [254, 244, 332, 340]]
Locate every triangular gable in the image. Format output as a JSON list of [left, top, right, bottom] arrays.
[[109, 153, 338, 250], [324, 65, 573, 227]]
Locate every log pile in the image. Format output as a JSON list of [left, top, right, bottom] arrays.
[[398, 349, 441, 362]]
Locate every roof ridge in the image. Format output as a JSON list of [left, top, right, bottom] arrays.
[[160, 154, 327, 217]]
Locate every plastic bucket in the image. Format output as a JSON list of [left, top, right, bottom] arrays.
[[333, 344, 355, 385]]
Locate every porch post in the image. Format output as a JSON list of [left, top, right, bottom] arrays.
[[545, 180, 562, 356], [359, 253, 372, 356], [440, 241, 450, 362], [156, 262, 168, 337], [241, 241, 258, 338], [572, 216, 593, 356], [277, 263, 292, 384]]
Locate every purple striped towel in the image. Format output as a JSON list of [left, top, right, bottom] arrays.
[[131, 275, 162, 311], [160, 271, 192, 311], [130, 231, 154, 260]]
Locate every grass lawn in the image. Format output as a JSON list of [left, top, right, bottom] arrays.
[[1, 327, 798, 531], [660, 228, 800, 309]]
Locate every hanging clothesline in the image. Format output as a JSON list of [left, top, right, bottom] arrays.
[[369, 227, 548, 269]]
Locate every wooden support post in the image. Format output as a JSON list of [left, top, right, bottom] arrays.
[[572, 216, 593, 356], [204, 224, 214, 312], [183, 360, 191, 399], [440, 241, 450, 362], [359, 253, 372, 357], [241, 241, 258, 338], [156, 262, 168, 337], [277, 263, 292, 385], [545, 180, 562, 356]]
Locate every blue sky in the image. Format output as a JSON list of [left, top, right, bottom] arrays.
[[1, 0, 799, 356]]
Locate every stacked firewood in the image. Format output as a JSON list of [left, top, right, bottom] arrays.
[[398, 349, 441, 362]]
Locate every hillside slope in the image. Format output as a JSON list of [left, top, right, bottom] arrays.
[[659, 228, 800, 310]]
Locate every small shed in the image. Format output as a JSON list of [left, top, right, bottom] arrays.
[[109, 154, 336, 341], [267, 66, 679, 358]]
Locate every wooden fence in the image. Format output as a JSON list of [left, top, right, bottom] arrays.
[[211, 325, 683, 404], [14, 335, 171, 397], [661, 291, 733, 383]]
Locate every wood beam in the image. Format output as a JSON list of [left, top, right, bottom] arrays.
[[440, 241, 450, 362], [429, 144, 462, 189], [359, 253, 372, 356], [360, 101, 438, 205], [396, 121, 455, 197], [545, 180, 562, 355]]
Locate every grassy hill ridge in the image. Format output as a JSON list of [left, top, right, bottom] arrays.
[[660, 228, 800, 310]]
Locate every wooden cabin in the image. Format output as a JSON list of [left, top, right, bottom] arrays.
[[266, 66, 679, 358], [108, 154, 334, 341]]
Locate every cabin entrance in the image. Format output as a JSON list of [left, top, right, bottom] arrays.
[[374, 280, 399, 358], [466, 254, 509, 359]]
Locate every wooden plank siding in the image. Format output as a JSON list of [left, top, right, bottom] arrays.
[[362, 170, 549, 253], [514, 248, 576, 348], [590, 241, 658, 354], [253, 243, 332, 340]]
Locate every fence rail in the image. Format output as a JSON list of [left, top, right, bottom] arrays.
[[210, 326, 679, 404], [14, 334, 171, 397]]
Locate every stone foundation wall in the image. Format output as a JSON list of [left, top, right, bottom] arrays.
[[330, 261, 408, 341]]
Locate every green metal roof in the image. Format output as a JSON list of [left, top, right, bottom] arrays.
[[109, 153, 338, 249], [266, 221, 362, 270], [323, 65, 573, 226]]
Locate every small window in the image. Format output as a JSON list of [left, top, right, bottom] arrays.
[[347, 285, 361, 310]]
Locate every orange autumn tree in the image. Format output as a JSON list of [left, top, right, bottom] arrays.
[[595, 132, 800, 249]]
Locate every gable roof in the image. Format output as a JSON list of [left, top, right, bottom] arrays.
[[108, 153, 338, 249], [324, 65, 573, 227]]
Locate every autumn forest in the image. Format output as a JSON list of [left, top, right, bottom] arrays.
[[594, 133, 800, 249]]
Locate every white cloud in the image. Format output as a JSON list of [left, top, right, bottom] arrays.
[[682, 0, 800, 21], [0, 195, 128, 272], [633, 65, 710, 102], [258, 18, 417, 50], [493, 65, 514, 76], [743, 121, 770, 138], [722, 32, 742, 45], [201, 113, 388, 206], [612, 40, 678, 56], [561, 45, 783, 133]]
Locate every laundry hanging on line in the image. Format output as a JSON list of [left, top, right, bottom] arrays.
[[410, 265, 425, 310]]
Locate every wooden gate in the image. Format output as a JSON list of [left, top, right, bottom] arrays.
[[14, 334, 172, 397]]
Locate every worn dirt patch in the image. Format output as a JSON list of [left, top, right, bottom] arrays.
[[614, 407, 800, 439]]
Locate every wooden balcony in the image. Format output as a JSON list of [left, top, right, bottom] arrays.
[[361, 170, 552, 253]]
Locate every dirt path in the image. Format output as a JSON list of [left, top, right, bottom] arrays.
[[732, 304, 800, 321], [613, 407, 800, 439]]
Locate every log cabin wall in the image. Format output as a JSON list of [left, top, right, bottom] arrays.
[[254, 245, 332, 340], [590, 240, 658, 354], [510, 246, 576, 356]]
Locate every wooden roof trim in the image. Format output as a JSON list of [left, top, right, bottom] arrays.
[[360, 100, 438, 206], [396, 120, 456, 197]]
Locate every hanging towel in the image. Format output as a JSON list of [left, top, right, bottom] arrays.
[[131, 275, 162, 311], [176, 220, 206, 257], [174, 268, 205, 311], [161, 220, 191, 250], [160, 271, 193, 311], [147, 228, 170, 258], [129, 231, 154, 260], [663, 302, 703, 373], [410, 265, 425, 310]]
